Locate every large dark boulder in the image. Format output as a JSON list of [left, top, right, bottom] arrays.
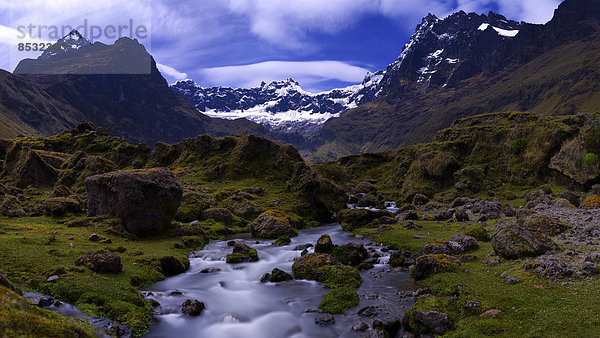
[[492, 225, 559, 259], [337, 209, 393, 231], [249, 210, 300, 238], [75, 250, 122, 273], [158, 256, 189, 276], [85, 169, 183, 236]]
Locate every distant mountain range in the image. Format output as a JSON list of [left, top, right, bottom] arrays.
[[171, 72, 383, 137], [1, 0, 600, 160]]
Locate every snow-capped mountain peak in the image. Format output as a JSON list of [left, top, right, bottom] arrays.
[[382, 10, 522, 90], [40, 29, 92, 59], [171, 73, 384, 137]]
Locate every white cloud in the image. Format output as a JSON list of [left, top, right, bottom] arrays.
[[496, 0, 562, 23], [157, 63, 188, 81], [226, 0, 563, 49], [199, 60, 370, 89]]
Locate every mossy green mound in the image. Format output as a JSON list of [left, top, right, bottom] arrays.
[[314, 265, 362, 289], [319, 287, 360, 314], [464, 225, 490, 242], [292, 253, 341, 280], [273, 235, 291, 246], [0, 284, 96, 337]]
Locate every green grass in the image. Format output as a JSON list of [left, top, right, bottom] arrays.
[[357, 219, 600, 336], [0, 216, 225, 336], [0, 284, 96, 337]]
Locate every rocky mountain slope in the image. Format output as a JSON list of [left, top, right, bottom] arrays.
[[171, 71, 384, 137], [311, 0, 600, 160], [7, 33, 281, 146]]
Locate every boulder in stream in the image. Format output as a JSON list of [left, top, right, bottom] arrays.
[[249, 210, 300, 238], [181, 299, 205, 316]]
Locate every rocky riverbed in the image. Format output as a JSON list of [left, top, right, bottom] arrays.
[[143, 223, 418, 337]]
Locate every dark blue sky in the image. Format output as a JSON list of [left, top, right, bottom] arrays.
[[1, 0, 562, 92]]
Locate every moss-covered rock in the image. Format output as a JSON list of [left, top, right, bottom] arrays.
[[491, 224, 559, 259], [85, 169, 183, 236], [75, 250, 122, 273], [273, 235, 291, 246], [315, 265, 362, 288], [249, 210, 300, 239], [174, 192, 216, 222], [157, 256, 189, 277], [389, 250, 413, 268], [337, 208, 393, 231], [464, 224, 490, 242], [581, 195, 600, 209], [0, 195, 25, 217], [315, 234, 333, 253], [410, 254, 460, 281], [181, 299, 205, 316], [200, 208, 237, 225], [292, 253, 341, 279], [226, 242, 259, 264], [523, 216, 569, 236], [40, 197, 81, 216], [319, 287, 359, 314]]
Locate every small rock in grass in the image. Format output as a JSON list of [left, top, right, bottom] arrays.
[[46, 275, 59, 283], [480, 309, 502, 318], [414, 288, 432, 297], [505, 276, 521, 284]]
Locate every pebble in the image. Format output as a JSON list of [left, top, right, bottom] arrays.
[[505, 276, 522, 284], [314, 314, 335, 326], [480, 309, 502, 318], [46, 275, 59, 283], [357, 306, 378, 317], [351, 320, 369, 331]]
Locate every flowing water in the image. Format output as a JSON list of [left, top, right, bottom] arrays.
[[143, 223, 418, 338]]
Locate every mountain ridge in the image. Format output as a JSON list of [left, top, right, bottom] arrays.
[[7, 32, 295, 147], [309, 0, 600, 161], [171, 71, 384, 138]]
